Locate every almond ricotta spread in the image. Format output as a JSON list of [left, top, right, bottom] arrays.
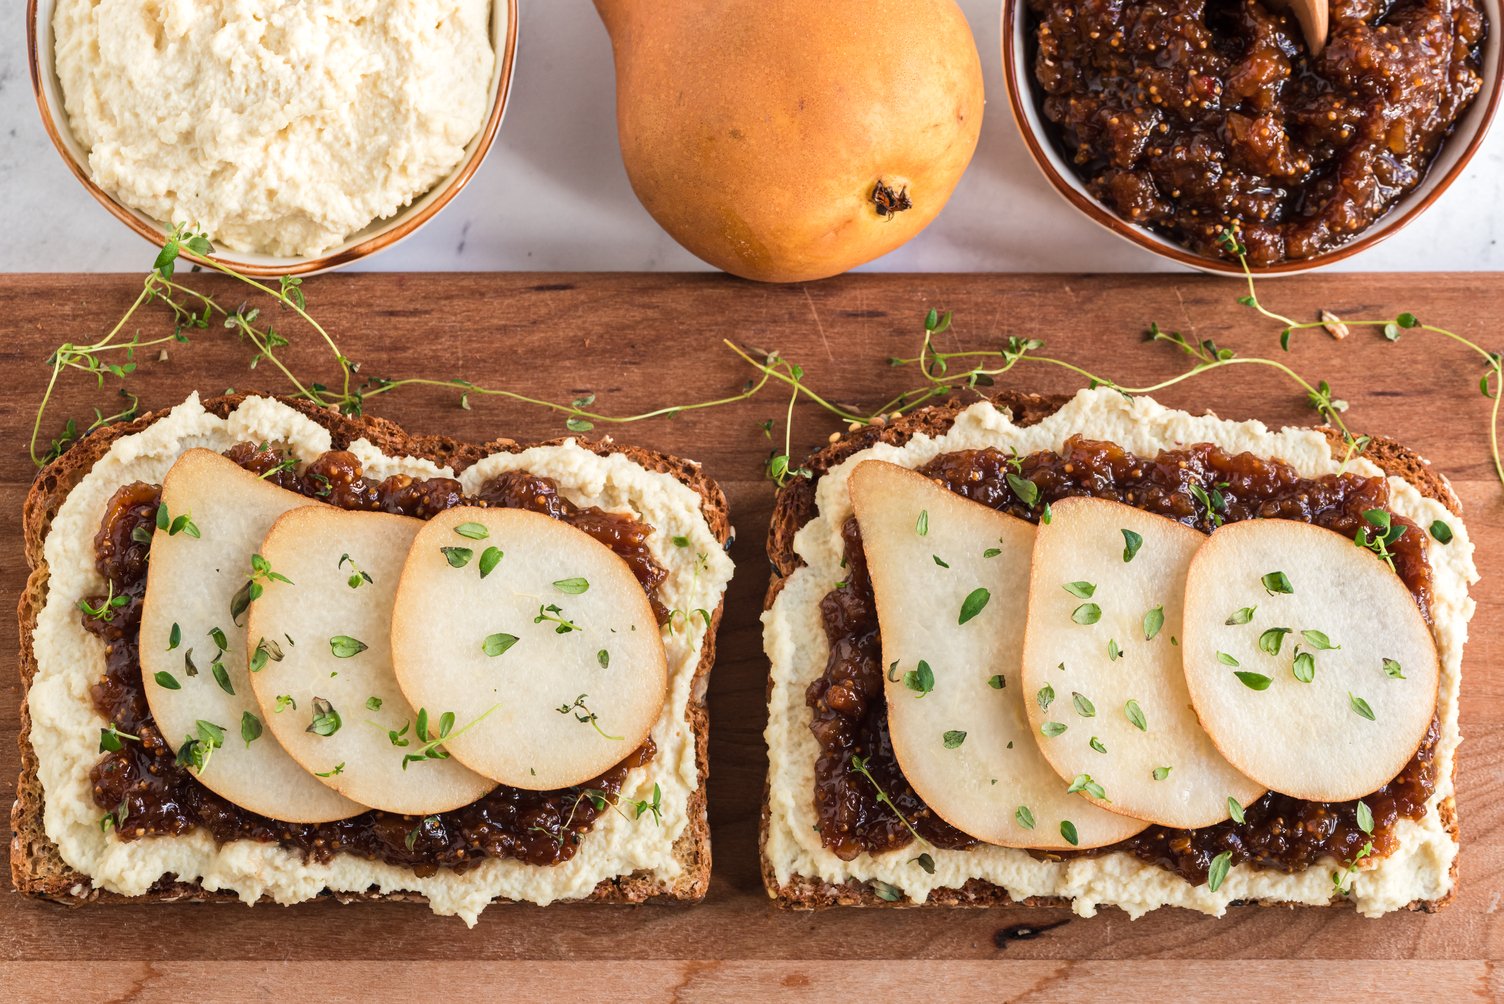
[[29, 395, 732, 924], [52, 0, 496, 257], [763, 388, 1476, 917]]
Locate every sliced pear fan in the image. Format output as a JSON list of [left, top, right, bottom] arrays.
[[138, 449, 362, 823], [1181, 517, 1439, 802], [248, 507, 497, 815], [390, 507, 668, 791], [849, 461, 1148, 850], [1020, 497, 1265, 828]]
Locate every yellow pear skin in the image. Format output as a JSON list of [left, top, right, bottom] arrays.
[[594, 0, 985, 283]]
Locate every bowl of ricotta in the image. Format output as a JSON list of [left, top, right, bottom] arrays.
[[29, 0, 517, 275]]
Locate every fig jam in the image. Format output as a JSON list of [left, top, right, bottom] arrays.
[[809, 436, 1438, 881], [83, 446, 668, 871], [1026, 0, 1487, 264]]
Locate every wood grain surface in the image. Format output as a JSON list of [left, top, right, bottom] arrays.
[[1, 273, 1500, 994]]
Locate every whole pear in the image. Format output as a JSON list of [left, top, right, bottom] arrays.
[[594, 0, 985, 283]]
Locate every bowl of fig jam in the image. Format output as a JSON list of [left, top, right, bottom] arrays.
[[1003, 0, 1500, 274]]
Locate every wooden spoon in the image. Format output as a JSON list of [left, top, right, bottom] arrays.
[[1266, 0, 1330, 56]]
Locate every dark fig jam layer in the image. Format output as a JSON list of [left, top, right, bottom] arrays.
[[82, 444, 668, 872], [1026, 0, 1487, 265], [809, 436, 1438, 883]]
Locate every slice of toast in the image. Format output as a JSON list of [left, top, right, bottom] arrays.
[[760, 389, 1466, 912], [15, 393, 731, 913]]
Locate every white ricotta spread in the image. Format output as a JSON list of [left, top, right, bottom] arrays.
[[762, 388, 1476, 918], [28, 395, 732, 924], [52, 0, 496, 257]]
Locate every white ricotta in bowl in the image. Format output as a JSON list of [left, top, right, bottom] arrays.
[[52, 0, 495, 257]]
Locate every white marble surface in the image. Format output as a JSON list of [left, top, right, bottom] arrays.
[[6, 0, 1503, 274]]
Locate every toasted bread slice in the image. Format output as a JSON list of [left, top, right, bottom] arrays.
[[15, 393, 732, 919], [761, 389, 1470, 914]]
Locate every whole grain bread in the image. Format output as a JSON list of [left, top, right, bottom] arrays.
[[14, 393, 730, 909], [760, 391, 1461, 911]]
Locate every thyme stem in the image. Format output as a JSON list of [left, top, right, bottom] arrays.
[[32, 224, 1501, 499]]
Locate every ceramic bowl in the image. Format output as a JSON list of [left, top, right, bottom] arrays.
[[28, 0, 519, 277], [1001, 0, 1503, 275]]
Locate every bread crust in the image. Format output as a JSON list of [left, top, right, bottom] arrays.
[[14, 394, 729, 909], [759, 391, 1461, 911]]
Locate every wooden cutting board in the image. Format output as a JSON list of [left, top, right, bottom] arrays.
[[0, 273, 1499, 996]]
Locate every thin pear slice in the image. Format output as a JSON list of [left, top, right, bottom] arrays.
[[248, 507, 497, 815], [390, 507, 668, 791], [1182, 517, 1439, 802], [139, 449, 362, 823], [1020, 497, 1265, 828], [849, 461, 1148, 850]]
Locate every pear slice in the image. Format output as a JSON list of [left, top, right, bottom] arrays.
[[1181, 517, 1440, 802], [390, 507, 668, 791], [139, 449, 362, 823], [849, 461, 1148, 850], [247, 507, 497, 815], [1020, 497, 1265, 828]]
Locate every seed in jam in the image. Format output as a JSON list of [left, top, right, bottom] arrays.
[[809, 436, 1437, 882]]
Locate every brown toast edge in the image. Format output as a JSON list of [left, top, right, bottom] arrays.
[[13, 393, 730, 909], [758, 391, 1462, 911]]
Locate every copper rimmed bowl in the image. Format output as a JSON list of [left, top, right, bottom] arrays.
[[28, 0, 519, 277], [1002, 0, 1503, 275]]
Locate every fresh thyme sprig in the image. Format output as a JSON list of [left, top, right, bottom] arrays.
[[398, 703, 502, 769], [30, 223, 779, 469], [1332, 799, 1376, 895], [849, 753, 929, 847], [727, 303, 1374, 481], [537, 780, 665, 849], [730, 233, 1500, 490], [1219, 228, 1504, 485], [77, 582, 131, 622], [229, 553, 292, 625], [555, 693, 623, 741], [33, 224, 1500, 500]]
